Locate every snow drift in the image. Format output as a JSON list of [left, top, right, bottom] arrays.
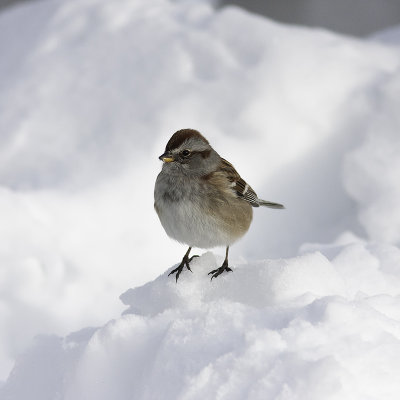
[[1, 0, 400, 397], [3, 245, 400, 399]]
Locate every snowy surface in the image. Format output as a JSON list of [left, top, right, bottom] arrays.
[[372, 24, 400, 46], [3, 246, 400, 399], [1, 0, 400, 398]]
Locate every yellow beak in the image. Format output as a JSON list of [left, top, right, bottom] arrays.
[[159, 152, 174, 163]]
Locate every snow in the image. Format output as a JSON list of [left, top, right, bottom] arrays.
[[3, 248, 400, 399], [372, 24, 400, 46], [1, 0, 400, 398]]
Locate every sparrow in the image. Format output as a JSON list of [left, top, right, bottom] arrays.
[[154, 129, 284, 281]]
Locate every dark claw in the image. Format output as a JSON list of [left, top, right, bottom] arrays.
[[185, 261, 193, 273], [168, 251, 199, 282], [168, 264, 184, 282], [208, 262, 233, 280]]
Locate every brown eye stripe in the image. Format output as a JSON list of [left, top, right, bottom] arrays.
[[199, 149, 211, 158]]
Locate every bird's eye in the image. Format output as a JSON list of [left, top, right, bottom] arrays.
[[181, 149, 191, 157]]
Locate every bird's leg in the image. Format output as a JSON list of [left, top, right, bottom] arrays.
[[208, 246, 233, 280], [168, 247, 198, 282]]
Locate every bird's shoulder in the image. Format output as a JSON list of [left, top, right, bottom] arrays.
[[204, 158, 260, 207]]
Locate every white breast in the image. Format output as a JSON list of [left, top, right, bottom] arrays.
[[155, 198, 235, 249]]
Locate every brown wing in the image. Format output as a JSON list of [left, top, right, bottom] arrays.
[[220, 158, 260, 207]]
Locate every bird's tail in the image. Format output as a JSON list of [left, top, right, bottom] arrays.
[[258, 199, 285, 209]]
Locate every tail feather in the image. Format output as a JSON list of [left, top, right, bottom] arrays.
[[258, 199, 285, 209]]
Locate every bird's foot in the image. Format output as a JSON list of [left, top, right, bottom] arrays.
[[188, 255, 199, 263], [208, 260, 232, 280], [169, 254, 199, 282]]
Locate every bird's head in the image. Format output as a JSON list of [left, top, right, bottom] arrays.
[[159, 129, 220, 176]]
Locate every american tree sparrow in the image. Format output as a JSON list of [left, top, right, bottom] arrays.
[[154, 129, 284, 281]]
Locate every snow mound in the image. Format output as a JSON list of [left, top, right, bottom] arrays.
[[2, 246, 400, 400], [343, 71, 400, 244], [120, 252, 345, 315], [1, 0, 400, 391]]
